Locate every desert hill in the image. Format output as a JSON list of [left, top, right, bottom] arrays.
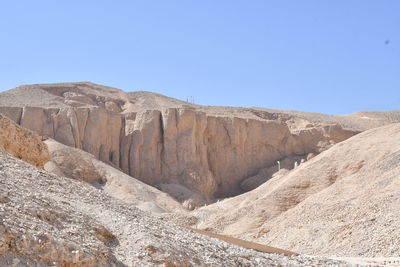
[[255, 107, 400, 132], [1, 82, 400, 266], [2, 82, 398, 206], [0, 114, 351, 266], [191, 123, 400, 257]]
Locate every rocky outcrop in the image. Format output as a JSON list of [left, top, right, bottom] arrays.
[[0, 114, 49, 168], [0, 83, 358, 200]]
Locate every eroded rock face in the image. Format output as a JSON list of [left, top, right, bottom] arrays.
[[191, 123, 400, 257], [0, 82, 358, 200], [2, 104, 354, 199], [0, 114, 49, 168]]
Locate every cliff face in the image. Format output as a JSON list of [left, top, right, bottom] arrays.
[[0, 82, 359, 199]]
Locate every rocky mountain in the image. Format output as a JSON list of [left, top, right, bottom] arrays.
[[2, 82, 396, 206], [190, 123, 400, 257], [0, 114, 352, 266], [1, 82, 400, 266]]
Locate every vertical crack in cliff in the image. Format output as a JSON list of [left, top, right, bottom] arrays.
[[118, 114, 126, 171], [159, 110, 166, 176], [221, 119, 232, 147], [16, 107, 23, 125]]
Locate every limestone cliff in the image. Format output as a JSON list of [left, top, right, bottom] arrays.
[[1, 82, 382, 199]]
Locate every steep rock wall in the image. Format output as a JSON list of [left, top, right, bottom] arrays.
[[0, 105, 355, 198]]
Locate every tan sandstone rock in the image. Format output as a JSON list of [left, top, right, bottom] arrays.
[[0, 114, 49, 168], [1, 82, 396, 200]]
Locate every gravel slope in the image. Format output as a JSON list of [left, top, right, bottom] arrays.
[[192, 123, 400, 257], [0, 151, 356, 266]]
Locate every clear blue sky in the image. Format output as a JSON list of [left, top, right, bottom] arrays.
[[0, 1, 399, 114]]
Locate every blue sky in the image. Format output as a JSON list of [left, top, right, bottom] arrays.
[[0, 1, 399, 114]]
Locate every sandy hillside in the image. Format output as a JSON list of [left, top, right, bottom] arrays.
[[0, 149, 353, 266], [1, 82, 399, 266], [191, 123, 400, 257], [254, 107, 400, 131], [44, 138, 186, 213]]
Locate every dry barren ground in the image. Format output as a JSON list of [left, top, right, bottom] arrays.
[[191, 123, 400, 258]]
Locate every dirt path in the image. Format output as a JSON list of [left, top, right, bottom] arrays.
[[188, 228, 297, 256]]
